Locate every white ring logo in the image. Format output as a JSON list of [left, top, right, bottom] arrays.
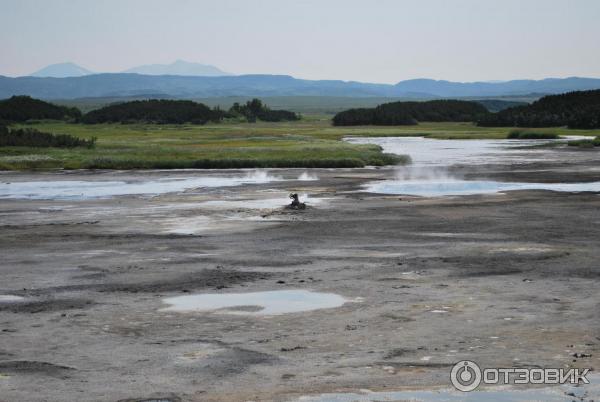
[[450, 360, 482, 392]]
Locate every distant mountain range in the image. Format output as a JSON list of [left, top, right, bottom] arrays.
[[2, 73, 600, 100], [30, 62, 94, 78], [122, 60, 230, 77], [27, 60, 230, 78]]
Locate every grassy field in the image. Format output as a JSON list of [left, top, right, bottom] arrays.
[[1, 120, 599, 170]]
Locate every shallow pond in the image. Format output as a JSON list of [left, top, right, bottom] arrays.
[[161, 290, 347, 315], [347, 136, 600, 196], [345, 136, 575, 167], [0, 170, 316, 200]]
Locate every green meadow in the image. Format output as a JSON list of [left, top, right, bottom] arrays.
[[1, 120, 599, 170]]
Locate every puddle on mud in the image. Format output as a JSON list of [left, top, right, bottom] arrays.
[[160, 290, 346, 315], [364, 179, 600, 196], [294, 373, 600, 402], [0, 295, 25, 303], [0, 171, 316, 200]]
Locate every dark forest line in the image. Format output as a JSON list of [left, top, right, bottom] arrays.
[[332, 100, 488, 126], [0, 96, 300, 125], [332, 90, 600, 129], [2, 90, 600, 129], [476, 90, 600, 129]]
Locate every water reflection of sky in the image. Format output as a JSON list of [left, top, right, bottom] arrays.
[[161, 290, 346, 315], [366, 179, 600, 196], [0, 170, 318, 200], [345, 136, 578, 167]]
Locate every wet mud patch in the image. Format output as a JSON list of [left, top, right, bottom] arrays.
[[458, 268, 524, 277], [71, 272, 107, 280], [533, 267, 600, 279], [383, 348, 418, 359], [376, 361, 455, 369], [117, 394, 181, 402], [0, 221, 99, 230], [175, 347, 278, 378], [19, 269, 273, 296], [72, 233, 201, 241], [0, 350, 15, 359], [379, 313, 415, 323], [0, 360, 76, 378], [219, 258, 314, 268], [0, 298, 94, 313], [98, 269, 273, 293], [443, 251, 570, 278]]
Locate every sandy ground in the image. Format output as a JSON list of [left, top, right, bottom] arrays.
[[0, 156, 599, 401]]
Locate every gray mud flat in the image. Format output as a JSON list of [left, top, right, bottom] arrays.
[[0, 159, 599, 402]]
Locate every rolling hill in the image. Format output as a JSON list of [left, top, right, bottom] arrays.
[[2, 74, 600, 100], [123, 60, 230, 76]]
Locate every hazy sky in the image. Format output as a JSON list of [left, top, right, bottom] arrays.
[[1, 0, 600, 83]]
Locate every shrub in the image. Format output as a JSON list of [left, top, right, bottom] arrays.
[[228, 99, 300, 123], [0, 127, 96, 148], [507, 130, 559, 139]]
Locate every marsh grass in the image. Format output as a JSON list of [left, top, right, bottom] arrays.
[[568, 136, 600, 148], [0, 120, 410, 169], [0, 127, 96, 148], [1, 120, 598, 170]]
